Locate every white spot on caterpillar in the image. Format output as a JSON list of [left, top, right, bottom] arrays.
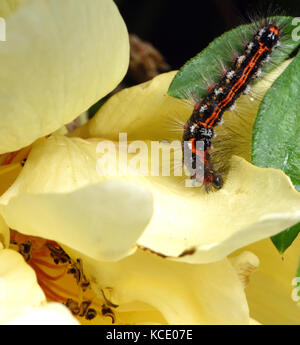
[[214, 88, 223, 95], [190, 124, 196, 133], [237, 55, 245, 64], [246, 42, 254, 53], [226, 70, 235, 79], [200, 105, 208, 112], [229, 103, 236, 111], [255, 69, 262, 78], [244, 85, 251, 95], [259, 28, 266, 36], [268, 32, 275, 39]]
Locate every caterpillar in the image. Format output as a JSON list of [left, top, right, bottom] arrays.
[[182, 22, 281, 191]]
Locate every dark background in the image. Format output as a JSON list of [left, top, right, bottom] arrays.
[[115, 0, 300, 69]]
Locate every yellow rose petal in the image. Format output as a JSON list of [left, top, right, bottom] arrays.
[[0, 215, 9, 248], [78, 71, 192, 141], [0, 163, 22, 195], [241, 236, 300, 325], [137, 155, 300, 263], [116, 301, 167, 325], [64, 246, 250, 325], [0, 0, 129, 153], [0, 0, 28, 18], [249, 318, 261, 325], [34, 136, 299, 264], [5, 302, 79, 325], [0, 136, 153, 261], [230, 251, 260, 288], [0, 248, 45, 324]]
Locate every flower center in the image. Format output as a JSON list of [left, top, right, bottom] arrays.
[[10, 230, 117, 324], [0, 146, 31, 166]]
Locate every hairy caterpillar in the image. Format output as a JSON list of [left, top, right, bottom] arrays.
[[183, 23, 280, 190], [167, 14, 300, 191]]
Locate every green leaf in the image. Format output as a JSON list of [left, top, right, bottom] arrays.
[[168, 16, 300, 100], [271, 223, 300, 255], [252, 51, 300, 253], [252, 53, 300, 188]]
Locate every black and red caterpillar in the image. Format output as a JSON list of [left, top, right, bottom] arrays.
[[183, 24, 280, 191]]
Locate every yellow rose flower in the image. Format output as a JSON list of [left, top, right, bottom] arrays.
[[0, 0, 299, 325]]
